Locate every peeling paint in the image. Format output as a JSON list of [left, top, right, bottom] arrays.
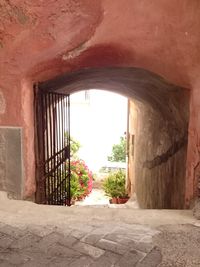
[[62, 42, 88, 60], [13, 7, 29, 25]]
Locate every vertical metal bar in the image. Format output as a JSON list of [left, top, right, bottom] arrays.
[[63, 95, 67, 205], [56, 94, 59, 204], [40, 90, 46, 204], [66, 95, 71, 206], [65, 95, 68, 205], [48, 93, 53, 205], [42, 94, 49, 204], [54, 93, 59, 205], [44, 93, 50, 204], [34, 85, 41, 204], [61, 95, 64, 205], [52, 93, 56, 204], [58, 94, 62, 205]]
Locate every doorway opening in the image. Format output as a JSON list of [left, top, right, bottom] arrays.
[[34, 67, 189, 209], [34, 88, 134, 207], [70, 90, 132, 207]]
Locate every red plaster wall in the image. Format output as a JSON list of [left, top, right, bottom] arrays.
[[186, 87, 200, 205], [0, 0, 199, 203]]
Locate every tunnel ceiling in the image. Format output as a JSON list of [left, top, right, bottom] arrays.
[[38, 67, 188, 125]]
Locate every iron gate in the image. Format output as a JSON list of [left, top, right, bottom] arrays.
[[35, 87, 71, 205]]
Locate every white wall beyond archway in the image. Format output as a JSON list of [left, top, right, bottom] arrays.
[[70, 90, 128, 172]]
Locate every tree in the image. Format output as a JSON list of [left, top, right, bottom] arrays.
[[107, 136, 126, 162]]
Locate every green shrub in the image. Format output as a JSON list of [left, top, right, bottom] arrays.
[[107, 136, 126, 162], [102, 170, 128, 198]]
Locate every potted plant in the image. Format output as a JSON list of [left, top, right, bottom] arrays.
[[103, 170, 129, 204]]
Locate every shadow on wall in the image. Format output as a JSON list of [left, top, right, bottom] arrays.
[[130, 99, 188, 209]]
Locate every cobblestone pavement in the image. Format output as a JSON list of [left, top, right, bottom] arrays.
[[0, 195, 200, 266], [0, 221, 200, 266], [0, 222, 160, 267]]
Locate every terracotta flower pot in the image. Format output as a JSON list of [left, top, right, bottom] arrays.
[[110, 197, 118, 204], [117, 197, 129, 204]]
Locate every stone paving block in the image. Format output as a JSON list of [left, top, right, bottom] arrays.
[[73, 241, 105, 259], [48, 257, 74, 267], [0, 233, 14, 249], [96, 238, 128, 255], [104, 233, 153, 253], [130, 241, 154, 253], [35, 232, 64, 252], [70, 224, 94, 233], [21, 250, 53, 265], [136, 246, 162, 267], [55, 226, 73, 237], [116, 250, 145, 267], [58, 235, 78, 248], [0, 251, 30, 265], [69, 255, 94, 267], [0, 260, 13, 267], [91, 225, 114, 236], [22, 261, 47, 267], [29, 225, 56, 237], [21, 249, 74, 266], [34, 231, 78, 254], [9, 233, 41, 250], [90, 251, 121, 267], [0, 225, 24, 238], [70, 229, 86, 240], [139, 235, 153, 243], [104, 233, 127, 243], [104, 251, 122, 264], [115, 224, 158, 236], [110, 227, 151, 242], [90, 259, 115, 267], [80, 233, 104, 245], [47, 242, 82, 258], [117, 225, 157, 233]]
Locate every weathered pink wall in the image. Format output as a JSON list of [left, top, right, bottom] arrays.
[[0, 0, 200, 204], [21, 79, 35, 198], [186, 87, 200, 206]]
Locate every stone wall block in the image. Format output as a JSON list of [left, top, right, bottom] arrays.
[[0, 127, 23, 199]]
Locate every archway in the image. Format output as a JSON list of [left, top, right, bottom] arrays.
[[35, 67, 189, 209]]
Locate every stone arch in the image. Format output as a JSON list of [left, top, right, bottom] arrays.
[[37, 67, 189, 209]]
